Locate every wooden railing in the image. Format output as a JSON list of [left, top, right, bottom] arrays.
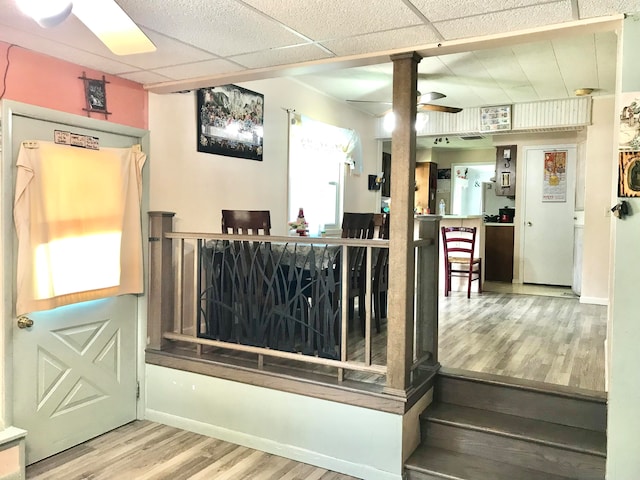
[[147, 212, 440, 396]]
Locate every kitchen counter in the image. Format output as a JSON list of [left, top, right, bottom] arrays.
[[484, 222, 515, 227]]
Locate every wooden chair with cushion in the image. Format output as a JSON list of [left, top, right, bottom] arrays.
[[221, 209, 271, 235], [441, 226, 482, 298], [341, 212, 375, 331]]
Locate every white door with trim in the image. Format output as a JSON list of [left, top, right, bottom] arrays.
[[9, 114, 140, 464], [522, 146, 577, 286]]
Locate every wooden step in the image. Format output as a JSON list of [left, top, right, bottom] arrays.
[[425, 403, 606, 456], [422, 404, 605, 479], [436, 368, 607, 431], [405, 446, 572, 480]]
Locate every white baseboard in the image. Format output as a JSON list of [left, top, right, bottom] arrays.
[[579, 296, 609, 305], [145, 409, 402, 480]]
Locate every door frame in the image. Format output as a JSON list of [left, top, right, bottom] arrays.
[[516, 143, 577, 285], [0, 100, 150, 429]]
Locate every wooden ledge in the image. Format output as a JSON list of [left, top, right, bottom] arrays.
[[146, 349, 436, 415]]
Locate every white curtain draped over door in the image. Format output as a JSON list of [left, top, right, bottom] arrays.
[[14, 140, 146, 315]]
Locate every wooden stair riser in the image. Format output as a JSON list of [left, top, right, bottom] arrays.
[[424, 421, 605, 480], [436, 377, 606, 432], [406, 471, 452, 480]]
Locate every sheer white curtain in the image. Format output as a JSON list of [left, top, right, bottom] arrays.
[[14, 141, 146, 315], [288, 114, 362, 232]]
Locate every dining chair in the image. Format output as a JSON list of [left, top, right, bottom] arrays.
[[441, 226, 482, 298], [371, 213, 389, 333], [341, 212, 375, 331], [221, 209, 271, 235]]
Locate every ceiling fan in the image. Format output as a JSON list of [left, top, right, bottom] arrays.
[[347, 91, 462, 114], [16, 0, 156, 56]]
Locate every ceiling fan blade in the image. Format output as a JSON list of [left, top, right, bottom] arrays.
[[417, 92, 446, 104], [346, 99, 393, 105], [73, 0, 156, 55], [418, 104, 462, 113]]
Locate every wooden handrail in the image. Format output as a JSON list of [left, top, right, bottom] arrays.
[[148, 213, 440, 397]]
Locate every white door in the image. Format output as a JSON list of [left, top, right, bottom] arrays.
[[522, 146, 577, 285], [9, 113, 140, 464]]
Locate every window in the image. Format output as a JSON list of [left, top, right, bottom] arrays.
[[288, 115, 360, 231]]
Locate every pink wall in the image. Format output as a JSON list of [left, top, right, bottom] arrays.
[[0, 42, 147, 129]]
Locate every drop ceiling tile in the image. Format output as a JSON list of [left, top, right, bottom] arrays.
[[230, 44, 332, 69], [512, 41, 569, 99], [473, 47, 533, 92], [595, 31, 618, 94], [151, 59, 246, 81], [435, 2, 574, 39], [321, 25, 441, 56], [410, 0, 551, 22], [296, 67, 393, 104], [110, 31, 220, 70], [578, 0, 640, 18], [553, 35, 599, 92], [241, 0, 423, 40], [0, 24, 141, 75], [118, 0, 308, 57], [117, 70, 175, 85]]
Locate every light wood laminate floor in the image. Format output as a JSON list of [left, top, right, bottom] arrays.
[[26, 420, 359, 480], [438, 288, 607, 392]]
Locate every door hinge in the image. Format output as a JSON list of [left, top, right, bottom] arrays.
[[136, 381, 140, 399]]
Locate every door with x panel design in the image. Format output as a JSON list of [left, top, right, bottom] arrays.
[[8, 112, 140, 464]]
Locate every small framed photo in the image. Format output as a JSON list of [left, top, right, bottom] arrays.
[[79, 72, 111, 118], [85, 78, 107, 112]]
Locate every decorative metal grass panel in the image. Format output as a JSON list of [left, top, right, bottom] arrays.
[[200, 240, 342, 360]]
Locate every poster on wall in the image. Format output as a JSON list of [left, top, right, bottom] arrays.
[[197, 85, 264, 161], [617, 92, 640, 196], [542, 150, 567, 202]]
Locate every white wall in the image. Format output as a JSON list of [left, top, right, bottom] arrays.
[[145, 365, 405, 480], [149, 77, 379, 234], [581, 96, 614, 303]]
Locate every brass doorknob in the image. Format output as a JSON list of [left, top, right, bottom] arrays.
[[17, 316, 33, 329]]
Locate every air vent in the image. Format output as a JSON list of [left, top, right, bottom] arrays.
[[460, 136, 485, 140]]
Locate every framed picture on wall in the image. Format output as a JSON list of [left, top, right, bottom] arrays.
[[197, 85, 264, 161], [480, 105, 511, 132], [79, 72, 111, 119], [618, 151, 640, 197]]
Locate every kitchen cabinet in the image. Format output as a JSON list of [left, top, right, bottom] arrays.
[[495, 145, 517, 197], [485, 225, 514, 282], [415, 161, 437, 214]]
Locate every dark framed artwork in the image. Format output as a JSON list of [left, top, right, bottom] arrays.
[[197, 85, 264, 161], [79, 72, 111, 119], [618, 151, 640, 197]]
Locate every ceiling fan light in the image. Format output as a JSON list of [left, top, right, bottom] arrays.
[[383, 112, 395, 132], [17, 0, 73, 27], [73, 0, 156, 55]]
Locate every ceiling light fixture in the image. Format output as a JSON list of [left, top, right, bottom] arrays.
[[16, 0, 73, 27], [575, 88, 594, 96]]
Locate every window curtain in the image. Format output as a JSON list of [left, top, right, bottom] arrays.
[[14, 141, 146, 315]]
